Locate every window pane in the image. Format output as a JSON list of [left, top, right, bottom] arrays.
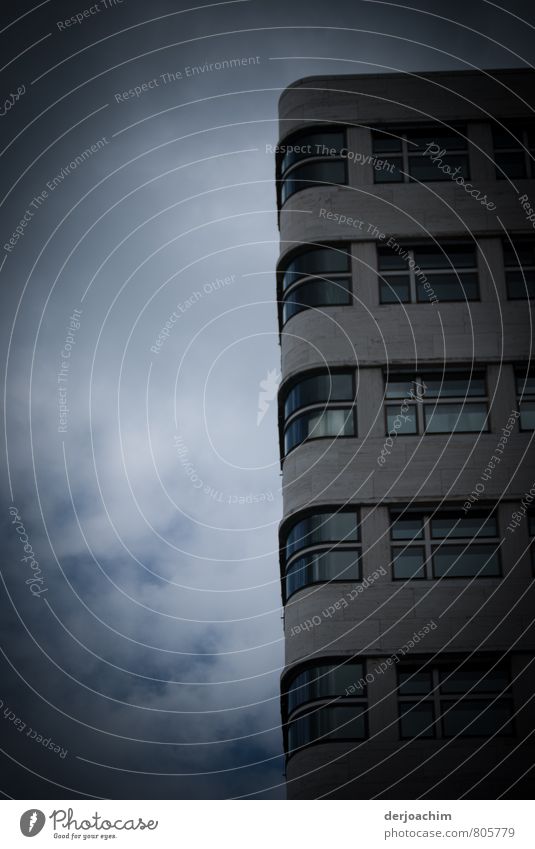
[[495, 151, 527, 179], [284, 407, 355, 453], [506, 270, 535, 299], [423, 371, 485, 397], [515, 368, 535, 395], [378, 249, 408, 271], [391, 513, 424, 540], [385, 374, 422, 399], [439, 665, 510, 694], [413, 244, 476, 269], [285, 372, 353, 418], [280, 130, 345, 173], [503, 240, 535, 267], [432, 543, 500, 577], [380, 275, 411, 303], [282, 247, 350, 291], [493, 126, 523, 150], [442, 699, 513, 737], [409, 154, 469, 182], [372, 131, 403, 153], [288, 705, 366, 751], [392, 547, 426, 579], [519, 401, 535, 430], [417, 272, 479, 302], [286, 511, 359, 558], [285, 549, 360, 598], [374, 157, 404, 182], [399, 669, 433, 694], [431, 513, 497, 539], [406, 126, 467, 152], [425, 402, 488, 433], [288, 663, 365, 713], [386, 404, 417, 433], [283, 278, 351, 322], [281, 160, 346, 203], [400, 702, 435, 738]]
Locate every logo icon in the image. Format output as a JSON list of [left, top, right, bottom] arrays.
[[20, 810, 45, 837], [257, 368, 280, 426]]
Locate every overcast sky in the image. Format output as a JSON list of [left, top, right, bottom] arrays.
[[1, 0, 535, 800]]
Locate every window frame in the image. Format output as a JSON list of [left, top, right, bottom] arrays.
[[277, 243, 353, 327], [515, 363, 535, 431], [281, 368, 358, 456], [383, 368, 490, 437], [371, 123, 470, 185], [503, 238, 535, 300], [277, 126, 348, 206], [390, 506, 502, 581], [492, 123, 535, 180], [378, 241, 480, 305], [281, 506, 361, 602], [397, 658, 515, 740]]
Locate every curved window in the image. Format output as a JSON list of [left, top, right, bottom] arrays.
[[279, 244, 351, 324], [285, 660, 368, 753], [286, 549, 360, 599], [282, 508, 360, 600], [286, 509, 359, 559], [278, 128, 347, 204], [287, 661, 365, 713], [282, 370, 356, 454]]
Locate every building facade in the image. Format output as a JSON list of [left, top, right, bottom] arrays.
[[275, 69, 535, 799]]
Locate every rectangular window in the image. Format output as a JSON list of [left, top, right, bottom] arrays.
[[378, 242, 479, 304], [398, 658, 514, 739], [515, 364, 535, 430], [372, 124, 469, 184], [504, 239, 535, 299], [493, 123, 535, 179], [384, 370, 489, 436], [390, 507, 501, 580]]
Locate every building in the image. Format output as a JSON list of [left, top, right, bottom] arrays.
[[275, 69, 535, 799]]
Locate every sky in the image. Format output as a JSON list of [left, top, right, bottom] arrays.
[[1, 0, 535, 801]]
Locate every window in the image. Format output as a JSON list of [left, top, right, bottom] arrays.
[[285, 660, 367, 752], [503, 239, 535, 299], [283, 370, 356, 454], [515, 364, 535, 430], [279, 128, 347, 204], [282, 508, 360, 599], [493, 123, 535, 179], [529, 508, 535, 574], [279, 245, 351, 324], [378, 242, 479, 303], [384, 369, 489, 435], [390, 506, 501, 580], [398, 658, 514, 739], [371, 124, 469, 184]]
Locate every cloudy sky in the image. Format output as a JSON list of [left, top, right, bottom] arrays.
[[1, 0, 535, 800]]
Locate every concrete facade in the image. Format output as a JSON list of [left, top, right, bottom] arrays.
[[276, 69, 535, 799]]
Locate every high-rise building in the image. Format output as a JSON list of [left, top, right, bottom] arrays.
[[275, 69, 535, 799]]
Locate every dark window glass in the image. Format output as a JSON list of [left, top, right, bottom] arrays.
[[281, 160, 346, 203], [284, 408, 355, 453], [386, 404, 417, 433], [280, 131, 345, 174], [430, 513, 497, 538], [495, 151, 527, 179], [285, 549, 360, 599], [424, 402, 488, 433], [281, 246, 349, 291], [399, 669, 432, 694], [515, 366, 535, 430], [380, 275, 411, 303], [286, 511, 359, 559], [417, 272, 478, 302], [374, 158, 404, 182], [506, 270, 535, 299], [282, 278, 351, 323], [406, 127, 467, 152], [372, 131, 403, 154], [378, 249, 408, 271], [442, 700, 513, 738], [287, 663, 365, 713], [432, 544, 500, 577], [409, 154, 469, 182], [504, 240, 535, 299], [423, 372, 485, 398], [391, 513, 424, 540], [413, 244, 475, 269], [392, 547, 426, 579], [384, 374, 423, 399], [400, 702, 435, 738], [288, 705, 366, 751], [285, 372, 353, 418], [439, 665, 510, 694]]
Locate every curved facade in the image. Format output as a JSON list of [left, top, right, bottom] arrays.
[[275, 69, 535, 799]]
